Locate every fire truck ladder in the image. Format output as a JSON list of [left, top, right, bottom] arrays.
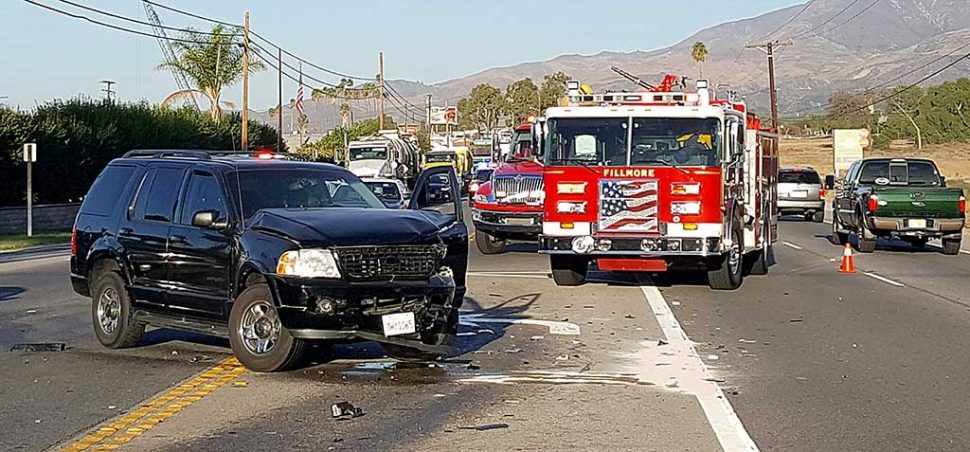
[[143, 2, 201, 111], [610, 66, 683, 93]]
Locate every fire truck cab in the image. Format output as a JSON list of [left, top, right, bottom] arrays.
[[535, 78, 778, 290]]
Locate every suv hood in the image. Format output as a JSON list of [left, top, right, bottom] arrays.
[[248, 208, 452, 248]]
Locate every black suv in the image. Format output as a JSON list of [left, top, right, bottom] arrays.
[[70, 150, 467, 372]]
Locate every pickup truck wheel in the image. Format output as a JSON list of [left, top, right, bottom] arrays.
[[382, 310, 458, 362], [832, 211, 850, 245], [91, 270, 144, 349], [708, 228, 743, 290], [229, 284, 306, 372], [812, 211, 825, 223], [475, 231, 507, 254], [551, 255, 589, 286], [857, 221, 877, 254], [942, 239, 962, 256]]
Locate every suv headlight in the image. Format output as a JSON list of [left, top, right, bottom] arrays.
[[277, 249, 341, 278]]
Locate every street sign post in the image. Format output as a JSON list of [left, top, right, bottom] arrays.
[[833, 129, 868, 179], [23, 143, 37, 237]]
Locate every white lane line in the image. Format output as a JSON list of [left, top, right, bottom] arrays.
[[863, 272, 905, 287], [640, 284, 759, 451], [782, 241, 803, 250], [961, 249, 970, 255], [466, 272, 549, 280]]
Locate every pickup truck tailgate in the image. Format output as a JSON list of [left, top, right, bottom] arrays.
[[872, 187, 964, 218]]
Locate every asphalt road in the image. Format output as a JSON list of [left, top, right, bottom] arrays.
[[1, 217, 969, 451]]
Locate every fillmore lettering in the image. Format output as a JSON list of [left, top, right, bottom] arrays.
[[602, 168, 656, 178]]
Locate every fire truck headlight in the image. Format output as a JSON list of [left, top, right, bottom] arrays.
[[473, 194, 489, 204], [557, 182, 587, 194], [671, 201, 702, 215], [557, 201, 587, 214], [596, 239, 612, 252], [671, 182, 701, 195], [571, 236, 595, 254]]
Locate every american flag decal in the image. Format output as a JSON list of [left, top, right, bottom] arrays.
[[599, 179, 659, 232]]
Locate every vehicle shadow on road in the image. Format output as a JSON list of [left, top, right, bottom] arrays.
[[815, 233, 948, 255], [0, 286, 25, 301], [137, 328, 230, 349]]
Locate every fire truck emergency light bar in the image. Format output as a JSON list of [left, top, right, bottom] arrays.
[[566, 92, 704, 107]]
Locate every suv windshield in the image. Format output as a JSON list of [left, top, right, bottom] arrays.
[[349, 147, 387, 161], [230, 168, 386, 218], [475, 169, 493, 180], [544, 117, 722, 167], [779, 170, 821, 184]]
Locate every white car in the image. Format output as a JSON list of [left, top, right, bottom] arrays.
[[361, 178, 411, 209]]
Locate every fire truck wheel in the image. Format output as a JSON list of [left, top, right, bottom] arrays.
[[550, 255, 589, 286], [745, 225, 771, 277], [475, 232, 507, 254], [708, 228, 743, 290]]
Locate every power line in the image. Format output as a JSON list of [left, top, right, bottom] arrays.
[[22, 0, 204, 44], [385, 88, 427, 119], [141, 0, 375, 82], [758, 0, 815, 41], [53, 0, 239, 36], [797, 0, 883, 40], [844, 49, 970, 116], [789, 0, 871, 39], [861, 41, 970, 95], [384, 83, 425, 115]]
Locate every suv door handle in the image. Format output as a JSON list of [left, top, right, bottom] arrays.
[[169, 234, 188, 243]]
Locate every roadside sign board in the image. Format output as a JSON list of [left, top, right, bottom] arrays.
[[833, 129, 868, 178], [23, 143, 37, 162], [430, 106, 458, 125]]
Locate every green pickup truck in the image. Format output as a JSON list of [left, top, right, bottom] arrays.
[[830, 158, 966, 254]]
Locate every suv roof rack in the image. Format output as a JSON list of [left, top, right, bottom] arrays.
[[123, 150, 213, 160]]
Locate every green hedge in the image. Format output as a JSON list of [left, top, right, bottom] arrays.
[[0, 98, 281, 207]]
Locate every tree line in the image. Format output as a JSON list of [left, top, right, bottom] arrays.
[[456, 71, 571, 131], [0, 99, 280, 207], [783, 77, 970, 149]]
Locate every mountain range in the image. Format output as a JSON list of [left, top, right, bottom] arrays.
[[256, 0, 970, 132]]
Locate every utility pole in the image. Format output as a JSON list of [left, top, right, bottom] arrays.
[[426, 94, 433, 134], [378, 51, 385, 130], [744, 40, 792, 130], [100, 80, 115, 103], [277, 47, 283, 152], [241, 11, 250, 152]]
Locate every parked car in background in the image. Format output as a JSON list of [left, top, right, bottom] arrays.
[[778, 167, 825, 222], [468, 168, 493, 196], [362, 178, 410, 209], [831, 158, 965, 254]]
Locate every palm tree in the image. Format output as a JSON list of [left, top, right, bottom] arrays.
[[691, 41, 709, 78], [339, 102, 351, 127], [158, 24, 265, 121]]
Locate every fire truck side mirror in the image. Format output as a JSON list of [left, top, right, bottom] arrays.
[[729, 121, 743, 158], [531, 121, 545, 157]]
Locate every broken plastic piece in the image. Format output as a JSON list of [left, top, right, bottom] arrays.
[[460, 423, 509, 431], [9, 342, 66, 352], [331, 402, 364, 418]]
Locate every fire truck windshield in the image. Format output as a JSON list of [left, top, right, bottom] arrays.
[[544, 117, 722, 167]]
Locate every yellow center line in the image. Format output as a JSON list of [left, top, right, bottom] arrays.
[[60, 358, 247, 452]]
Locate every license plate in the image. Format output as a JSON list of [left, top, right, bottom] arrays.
[[908, 219, 927, 229], [790, 190, 809, 198], [382, 312, 416, 337], [505, 217, 534, 226]]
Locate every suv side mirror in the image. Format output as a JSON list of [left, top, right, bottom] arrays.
[[192, 210, 229, 230], [940, 176, 947, 187], [824, 175, 836, 190]]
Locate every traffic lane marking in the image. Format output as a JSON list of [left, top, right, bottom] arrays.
[[782, 241, 803, 250], [863, 272, 906, 287], [60, 358, 246, 452], [639, 281, 759, 451]]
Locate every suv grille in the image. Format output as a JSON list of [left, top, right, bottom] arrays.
[[493, 176, 543, 204], [334, 244, 446, 281]]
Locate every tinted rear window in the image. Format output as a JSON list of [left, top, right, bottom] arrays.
[[779, 170, 820, 184], [79, 165, 136, 217]]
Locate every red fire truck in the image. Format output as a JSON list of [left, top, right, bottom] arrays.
[[535, 77, 778, 290], [472, 121, 545, 254]]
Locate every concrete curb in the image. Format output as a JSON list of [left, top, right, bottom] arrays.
[[0, 243, 71, 264]]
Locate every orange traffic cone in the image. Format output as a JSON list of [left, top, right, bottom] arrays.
[[840, 242, 855, 273]]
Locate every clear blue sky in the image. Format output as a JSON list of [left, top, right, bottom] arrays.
[[0, 0, 802, 110]]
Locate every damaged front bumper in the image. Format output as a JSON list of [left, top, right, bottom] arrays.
[[266, 273, 459, 355]]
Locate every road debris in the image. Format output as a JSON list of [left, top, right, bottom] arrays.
[[530, 335, 544, 341], [624, 314, 636, 319], [331, 402, 364, 419], [658, 340, 669, 346], [232, 381, 249, 387], [671, 301, 681, 306], [504, 348, 523, 354], [9, 342, 66, 352], [706, 355, 719, 360], [459, 423, 509, 431], [789, 318, 804, 323], [738, 339, 757, 344], [26, 309, 37, 314], [555, 355, 569, 361]]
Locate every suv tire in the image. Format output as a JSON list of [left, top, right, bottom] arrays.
[[91, 269, 144, 349], [382, 310, 458, 362], [475, 231, 507, 254], [942, 238, 962, 256], [228, 284, 306, 372], [811, 211, 825, 223], [709, 228, 743, 290], [550, 255, 589, 286]]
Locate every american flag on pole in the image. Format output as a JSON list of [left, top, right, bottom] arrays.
[[295, 68, 304, 116], [598, 180, 659, 232]]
